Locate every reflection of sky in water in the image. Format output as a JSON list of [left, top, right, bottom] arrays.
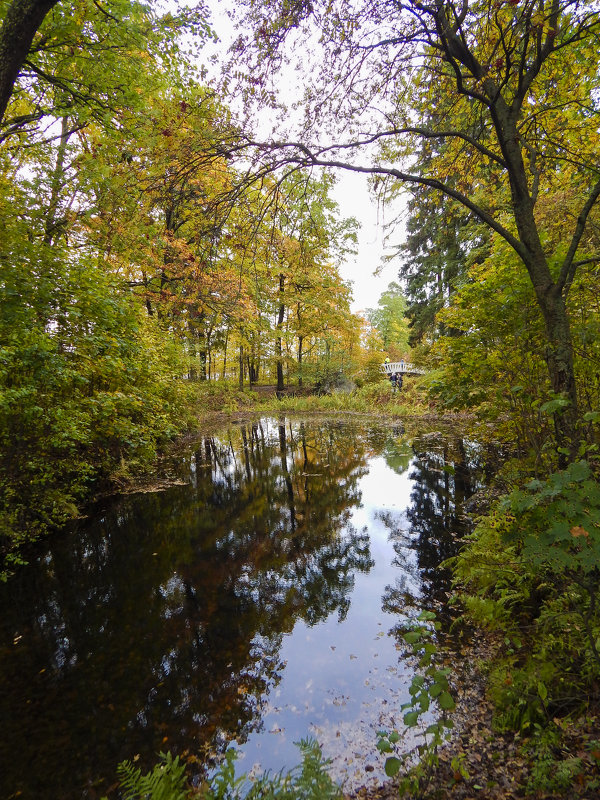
[[0, 420, 477, 800], [234, 456, 422, 791]]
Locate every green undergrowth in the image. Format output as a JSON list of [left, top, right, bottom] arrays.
[[448, 456, 600, 795], [109, 738, 341, 800], [253, 378, 429, 416], [0, 376, 201, 579]]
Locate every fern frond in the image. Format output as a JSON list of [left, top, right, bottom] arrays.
[[116, 752, 188, 800]]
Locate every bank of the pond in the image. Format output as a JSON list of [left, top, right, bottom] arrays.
[[345, 634, 600, 800], [345, 668, 600, 800]]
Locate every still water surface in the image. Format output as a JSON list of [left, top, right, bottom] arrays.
[[0, 418, 480, 799]]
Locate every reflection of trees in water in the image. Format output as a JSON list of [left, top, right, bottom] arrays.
[[381, 435, 482, 624], [0, 419, 373, 799]]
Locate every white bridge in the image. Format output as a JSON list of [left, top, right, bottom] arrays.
[[380, 361, 425, 375]]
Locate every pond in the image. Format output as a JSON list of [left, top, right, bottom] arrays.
[[0, 417, 482, 799]]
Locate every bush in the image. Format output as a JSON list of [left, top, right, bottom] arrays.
[[451, 459, 600, 732]]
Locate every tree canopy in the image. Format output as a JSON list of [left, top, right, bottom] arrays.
[[228, 0, 600, 458], [0, 0, 365, 567]]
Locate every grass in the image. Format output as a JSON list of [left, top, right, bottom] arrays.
[[191, 378, 432, 418]]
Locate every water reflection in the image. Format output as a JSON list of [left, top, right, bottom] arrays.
[[381, 433, 481, 626], [0, 419, 481, 799]]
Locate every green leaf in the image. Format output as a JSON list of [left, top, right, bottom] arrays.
[[438, 691, 456, 710], [403, 710, 420, 727], [540, 397, 570, 414], [384, 757, 402, 777]]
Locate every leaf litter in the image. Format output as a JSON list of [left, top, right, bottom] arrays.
[[342, 632, 600, 800]]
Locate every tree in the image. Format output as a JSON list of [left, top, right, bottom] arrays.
[[0, 0, 59, 123], [395, 185, 485, 345], [0, 0, 212, 140], [367, 281, 410, 357], [230, 0, 600, 461]]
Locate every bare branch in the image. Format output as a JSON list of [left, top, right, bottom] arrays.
[[240, 139, 526, 260]]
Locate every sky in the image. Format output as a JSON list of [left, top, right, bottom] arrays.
[[198, 0, 406, 314], [331, 170, 405, 314]]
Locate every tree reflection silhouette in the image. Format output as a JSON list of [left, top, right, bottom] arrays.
[[381, 436, 481, 624], [0, 419, 373, 800]]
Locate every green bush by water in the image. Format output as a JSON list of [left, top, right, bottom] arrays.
[[449, 457, 600, 793]]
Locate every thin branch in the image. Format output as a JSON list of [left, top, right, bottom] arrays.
[[558, 176, 600, 296], [244, 140, 526, 260], [91, 0, 121, 24]]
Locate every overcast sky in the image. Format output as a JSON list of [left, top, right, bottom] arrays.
[[332, 170, 405, 314]]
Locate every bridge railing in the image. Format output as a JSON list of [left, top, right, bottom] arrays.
[[380, 362, 425, 375]]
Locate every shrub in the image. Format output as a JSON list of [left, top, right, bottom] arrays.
[[451, 459, 600, 732]]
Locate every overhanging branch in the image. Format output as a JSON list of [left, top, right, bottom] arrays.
[[243, 139, 526, 260]]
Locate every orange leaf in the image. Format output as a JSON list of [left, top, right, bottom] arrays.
[[570, 526, 589, 538]]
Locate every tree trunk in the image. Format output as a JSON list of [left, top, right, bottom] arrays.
[[222, 329, 229, 380], [246, 356, 259, 384], [298, 334, 303, 388], [495, 106, 579, 462], [0, 0, 60, 124], [238, 344, 244, 391], [44, 114, 70, 245], [537, 287, 579, 463], [188, 333, 197, 381], [276, 273, 285, 394]]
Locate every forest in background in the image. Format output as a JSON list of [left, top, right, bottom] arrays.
[[0, 0, 414, 567], [1, 0, 600, 795]]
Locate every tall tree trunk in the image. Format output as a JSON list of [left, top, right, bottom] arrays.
[[537, 287, 579, 462], [238, 344, 244, 391], [298, 334, 303, 388], [276, 273, 285, 394], [496, 106, 579, 462], [188, 331, 197, 381], [222, 329, 229, 380], [44, 114, 70, 245]]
